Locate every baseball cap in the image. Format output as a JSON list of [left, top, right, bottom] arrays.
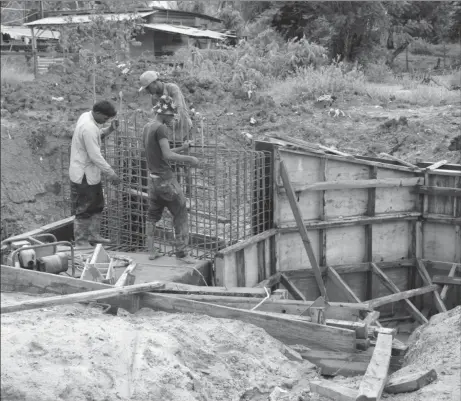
[[139, 71, 159, 92]]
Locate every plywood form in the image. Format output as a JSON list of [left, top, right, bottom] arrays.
[[425, 174, 460, 216], [375, 169, 418, 214], [371, 221, 410, 262], [276, 153, 322, 223], [326, 225, 366, 265], [278, 230, 320, 270], [423, 223, 458, 262]]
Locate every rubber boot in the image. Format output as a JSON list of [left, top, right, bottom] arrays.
[[146, 222, 160, 260], [73, 218, 92, 250], [88, 213, 111, 245]]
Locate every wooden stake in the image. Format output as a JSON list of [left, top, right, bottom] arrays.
[[440, 263, 457, 301], [1, 281, 164, 314], [279, 160, 327, 299], [371, 263, 428, 324], [415, 259, 447, 313]]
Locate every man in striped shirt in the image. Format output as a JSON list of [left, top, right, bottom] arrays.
[[69, 100, 120, 249]]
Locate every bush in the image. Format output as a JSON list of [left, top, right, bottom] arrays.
[[365, 63, 393, 83], [410, 39, 435, 56]]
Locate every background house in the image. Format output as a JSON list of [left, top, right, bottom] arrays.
[[23, 6, 235, 59]]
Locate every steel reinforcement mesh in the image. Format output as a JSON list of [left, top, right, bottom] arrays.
[[61, 114, 272, 259]]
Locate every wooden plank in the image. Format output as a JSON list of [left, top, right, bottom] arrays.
[[325, 319, 368, 339], [300, 349, 403, 377], [215, 229, 277, 257], [425, 214, 461, 225], [282, 260, 414, 278], [170, 294, 368, 319], [279, 212, 421, 231], [432, 275, 461, 286], [415, 259, 447, 313], [328, 266, 362, 303], [279, 148, 420, 173], [114, 262, 137, 287], [356, 333, 393, 401], [417, 186, 461, 197], [318, 144, 352, 157], [426, 169, 461, 177], [235, 249, 246, 287], [422, 260, 461, 272], [440, 263, 457, 301], [366, 166, 377, 300], [1, 281, 164, 314], [140, 293, 357, 351], [426, 160, 448, 171], [319, 157, 327, 266], [310, 380, 357, 401], [363, 311, 380, 326], [283, 177, 422, 193], [152, 282, 267, 297], [280, 273, 307, 301], [279, 160, 327, 298], [371, 263, 428, 325], [366, 285, 439, 309], [0, 265, 139, 313], [255, 272, 281, 288], [378, 153, 420, 170], [384, 369, 437, 394]]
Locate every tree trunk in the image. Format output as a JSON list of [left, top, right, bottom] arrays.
[[386, 40, 411, 67]]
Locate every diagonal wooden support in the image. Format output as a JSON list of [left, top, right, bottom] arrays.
[[328, 266, 384, 328], [280, 274, 307, 301], [440, 263, 458, 301], [371, 263, 428, 325], [415, 259, 447, 313], [433, 276, 461, 286], [328, 266, 362, 303], [279, 160, 327, 299]]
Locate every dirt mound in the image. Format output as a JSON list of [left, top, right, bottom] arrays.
[[0, 292, 317, 401]]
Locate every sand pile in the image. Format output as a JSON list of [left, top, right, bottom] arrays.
[[1, 292, 318, 401]]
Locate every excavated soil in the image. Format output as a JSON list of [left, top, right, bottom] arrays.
[[1, 292, 318, 401]]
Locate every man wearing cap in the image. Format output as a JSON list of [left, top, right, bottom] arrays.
[[69, 100, 121, 249], [142, 94, 200, 263], [139, 70, 192, 144]]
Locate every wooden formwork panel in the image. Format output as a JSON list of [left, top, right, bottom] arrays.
[[278, 230, 320, 270], [372, 221, 411, 262], [375, 169, 417, 214], [423, 223, 459, 262]]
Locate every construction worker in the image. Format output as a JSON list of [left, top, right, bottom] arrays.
[[142, 95, 199, 263], [69, 100, 121, 249], [138, 70, 193, 144], [139, 70, 194, 196]]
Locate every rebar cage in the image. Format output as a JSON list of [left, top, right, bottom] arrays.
[[61, 113, 273, 259]]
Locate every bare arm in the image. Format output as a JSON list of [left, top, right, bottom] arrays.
[[159, 138, 198, 165]]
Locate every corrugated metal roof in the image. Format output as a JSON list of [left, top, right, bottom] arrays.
[[1, 25, 60, 39], [141, 23, 235, 40], [24, 11, 157, 26]]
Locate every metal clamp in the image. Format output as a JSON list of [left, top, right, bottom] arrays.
[[10, 241, 75, 277]]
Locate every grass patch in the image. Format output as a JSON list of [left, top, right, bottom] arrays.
[[1, 58, 34, 87]]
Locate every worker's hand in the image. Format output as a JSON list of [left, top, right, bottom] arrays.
[[110, 119, 120, 132], [109, 173, 121, 185], [189, 156, 200, 168], [182, 140, 193, 151]]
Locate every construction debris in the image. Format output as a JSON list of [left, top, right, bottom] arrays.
[[384, 368, 438, 394]]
